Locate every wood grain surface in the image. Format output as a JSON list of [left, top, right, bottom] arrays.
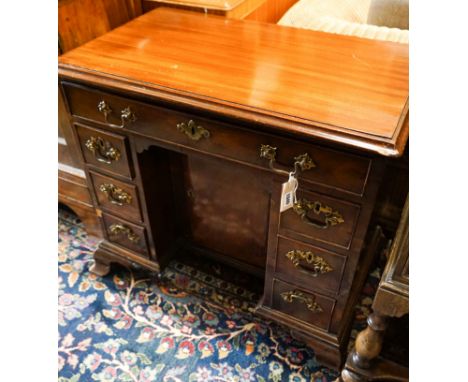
[[58, 0, 142, 53], [59, 8, 409, 156]]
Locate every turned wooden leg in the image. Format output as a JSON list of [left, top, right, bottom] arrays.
[[353, 313, 387, 368], [90, 258, 111, 276], [340, 312, 388, 382]]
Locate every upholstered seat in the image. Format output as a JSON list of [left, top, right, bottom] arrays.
[[278, 0, 408, 44]]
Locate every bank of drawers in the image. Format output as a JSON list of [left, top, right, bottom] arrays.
[[74, 122, 149, 259], [263, 182, 366, 334]]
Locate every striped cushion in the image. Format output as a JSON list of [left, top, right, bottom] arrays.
[[278, 0, 408, 44]]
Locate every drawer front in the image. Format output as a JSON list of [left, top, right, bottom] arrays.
[[64, 83, 139, 129], [58, 174, 93, 205], [102, 213, 148, 256], [63, 82, 371, 195], [275, 237, 347, 294], [89, 171, 142, 223], [280, 188, 361, 250], [271, 278, 335, 331], [75, 124, 133, 179]]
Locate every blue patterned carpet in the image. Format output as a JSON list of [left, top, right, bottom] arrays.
[[58, 208, 379, 382]]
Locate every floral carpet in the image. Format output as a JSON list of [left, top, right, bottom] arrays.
[[58, 208, 379, 382]]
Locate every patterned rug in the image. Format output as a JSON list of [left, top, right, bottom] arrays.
[[58, 208, 379, 382]]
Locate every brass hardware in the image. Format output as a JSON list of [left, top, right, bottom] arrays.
[[176, 120, 210, 141], [85, 136, 121, 164], [99, 184, 132, 206], [260, 144, 277, 162], [280, 290, 323, 313], [293, 199, 344, 229], [293, 153, 316, 171], [97, 100, 136, 128], [285, 250, 333, 276], [259, 144, 316, 176], [108, 223, 140, 243], [98, 100, 112, 121], [120, 107, 137, 126]]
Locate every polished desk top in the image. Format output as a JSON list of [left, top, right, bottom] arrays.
[[59, 8, 409, 156]]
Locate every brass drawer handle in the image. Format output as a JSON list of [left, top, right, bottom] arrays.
[[85, 136, 121, 164], [98, 100, 136, 128], [108, 223, 140, 243], [176, 120, 210, 141], [285, 250, 333, 276], [99, 183, 132, 206], [280, 290, 323, 313], [293, 199, 344, 229], [259, 144, 316, 176], [97, 100, 112, 120]]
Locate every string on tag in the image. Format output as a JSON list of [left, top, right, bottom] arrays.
[[289, 171, 298, 204]]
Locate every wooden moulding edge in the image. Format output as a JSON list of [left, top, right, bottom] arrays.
[[58, 65, 409, 158]]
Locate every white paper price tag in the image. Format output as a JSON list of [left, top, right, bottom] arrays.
[[280, 172, 298, 212]]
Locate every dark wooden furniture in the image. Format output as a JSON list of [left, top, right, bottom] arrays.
[[340, 198, 409, 381], [58, 0, 143, 237], [58, 0, 294, 237], [58, 8, 408, 368]]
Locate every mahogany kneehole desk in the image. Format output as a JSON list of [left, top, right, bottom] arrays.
[[58, 8, 409, 369]]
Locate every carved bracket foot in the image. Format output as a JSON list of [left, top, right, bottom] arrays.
[[340, 368, 367, 382], [90, 259, 111, 276]]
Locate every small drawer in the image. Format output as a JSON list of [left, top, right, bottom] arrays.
[[271, 278, 335, 331], [89, 171, 142, 223], [63, 82, 139, 130], [75, 124, 133, 179], [63, 82, 371, 196], [102, 213, 148, 256], [280, 188, 361, 250], [275, 237, 347, 294]]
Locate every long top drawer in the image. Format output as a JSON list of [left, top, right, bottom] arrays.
[[63, 82, 372, 196]]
